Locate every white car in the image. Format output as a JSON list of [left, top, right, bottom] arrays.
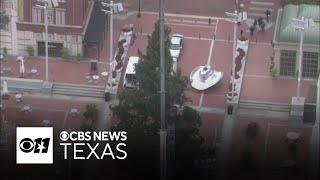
[[169, 34, 183, 61]]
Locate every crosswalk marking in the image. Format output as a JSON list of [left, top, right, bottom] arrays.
[[250, 1, 274, 6], [165, 17, 218, 27], [182, 19, 195, 23], [248, 0, 275, 18], [249, 7, 273, 12], [165, 22, 215, 29], [247, 12, 266, 17]]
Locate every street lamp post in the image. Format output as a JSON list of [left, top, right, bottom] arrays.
[[36, 0, 59, 82], [138, 0, 141, 18], [292, 17, 314, 98], [290, 17, 314, 118], [101, 1, 114, 92], [159, 0, 167, 179]]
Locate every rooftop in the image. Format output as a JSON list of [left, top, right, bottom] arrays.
[[275, 4, 320, 45]]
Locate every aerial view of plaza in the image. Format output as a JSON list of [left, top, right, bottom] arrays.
[[0, 0, 319, 180]]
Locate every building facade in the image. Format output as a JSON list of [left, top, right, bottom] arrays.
[[273, 4, 320, 79], [0, 0, 98, 57]]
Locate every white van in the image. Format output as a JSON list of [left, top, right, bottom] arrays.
[[123, 56, 140, 88]]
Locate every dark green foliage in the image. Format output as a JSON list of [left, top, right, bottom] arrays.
[[3, 47, 7, 56], [83, 104, 98, 126], [288, 142, 298, 154], [246, 122, 260, 139], [76, 53, 82, 62], [109, 20, 206, 179], [61, 47, 70, 60], [242, 150, 256, 170], [26, 46, 35, 57], [0, 11, 10, 30]]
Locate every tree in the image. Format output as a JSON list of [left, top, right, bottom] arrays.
[[0, 11, 10, 31], [246, 122, 260, 139], [109, 21, 206, 179], [81, 104, 98, 131]]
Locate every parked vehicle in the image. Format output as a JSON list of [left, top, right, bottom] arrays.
[[123, 56, 140, 88], [169, 34, 184, 61]]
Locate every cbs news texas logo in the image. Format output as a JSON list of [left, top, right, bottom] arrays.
[[16, 127, 53, 164]]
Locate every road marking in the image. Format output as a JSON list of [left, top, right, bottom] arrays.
[[249, 7, 274, 12], [138, 11, 229, 21], [247, 12, 267, 17], [166, 18, 181, 22], [184, 36, 211, 41], [139, 32, 212, 41], [244, 74, 271, 79], [189, 105, 226, 114], [250, 1, 274, 6], [197, 20, 210, 25], [199, 19, 219, 108], [165, 22, 215, 29], [182, 19, 195, 23]]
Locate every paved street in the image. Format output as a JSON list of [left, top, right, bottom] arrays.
[[0, 0, 318, 179]]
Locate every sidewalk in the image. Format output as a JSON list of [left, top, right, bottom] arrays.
[[1, 56, 108, 86]]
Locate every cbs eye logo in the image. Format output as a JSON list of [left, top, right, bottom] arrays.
[[19, 138, 50, 153], [16, 127, 53, 164]]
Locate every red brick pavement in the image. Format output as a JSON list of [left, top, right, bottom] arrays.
[[241, 44, 316, 103], [1, 97, 103, 136], [229, 116, 311, 179], [1, 56, 108, 86]]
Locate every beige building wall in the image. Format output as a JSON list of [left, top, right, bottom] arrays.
[[274, 42, 320, 78], [16, 31, 83, 56]]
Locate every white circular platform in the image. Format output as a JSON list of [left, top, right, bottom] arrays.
[[190, 65, 223, 90]]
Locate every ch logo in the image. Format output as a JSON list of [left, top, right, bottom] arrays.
[[16, 127, 53, 164], [19, 138, 50, 153]]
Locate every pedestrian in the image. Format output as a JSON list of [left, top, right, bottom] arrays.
[[265, 9, 271, 23], [258, 16, 263, 27], [240, 29, 243, 36], [261, 21, 265, 32], [249, 26, 254, 37], [253, 18, 258, 31]]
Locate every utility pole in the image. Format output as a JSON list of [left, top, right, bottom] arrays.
[[101, 1, 115, 91], [159, 0, 167, 180], [109, 1, 114, 88], [44, 3, 49, 82], [138, 0, 141, 18], [36, 0, 59, 82], [290, 17, 314, 118]]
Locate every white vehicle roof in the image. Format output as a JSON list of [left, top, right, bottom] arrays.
[[125, 56, 139, 75], [170, 34, 183, 44]]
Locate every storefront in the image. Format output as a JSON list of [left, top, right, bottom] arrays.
[[37, 41, 63, 57]]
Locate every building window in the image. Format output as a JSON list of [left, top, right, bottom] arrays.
[[302, 52, 319, 78], [32, 7, 42, 23], [280, 50, 296, 76], [47, 9, 54, 24], [56, 9, 66, 25]]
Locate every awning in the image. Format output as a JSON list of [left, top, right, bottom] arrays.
[[84, 2, 108, 43]]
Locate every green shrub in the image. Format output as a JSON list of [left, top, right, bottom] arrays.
[[288, 142, 298, 154], [3, 47, 7, 56], [61, 47, 70, 60], [270, 67, 279, 78], [76, 53, 82, 62], [246, 122, 260, 139], [26, 45, 35, 57]]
